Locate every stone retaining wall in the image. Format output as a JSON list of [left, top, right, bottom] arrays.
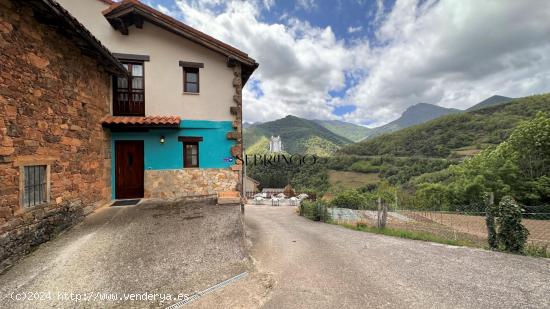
[[144, 169, 239, 200]]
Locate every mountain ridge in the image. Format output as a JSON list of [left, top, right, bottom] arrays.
[[243, 95, 522, 155], [466, 95, 514, 111], [244, 115, 352, 156], [339, 93, 550, 158], [313, 119, 372, 142], [366, 103, 462, 139]]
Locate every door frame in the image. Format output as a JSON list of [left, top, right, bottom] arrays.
[[114, 140, 144, 199]]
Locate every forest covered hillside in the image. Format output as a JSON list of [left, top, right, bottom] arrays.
[[244, 115, 352, 156], [367, 103, 461, 138], [314, 119, 372, 142], [340, 94, 550, 158], [466, 95, 514, 111]]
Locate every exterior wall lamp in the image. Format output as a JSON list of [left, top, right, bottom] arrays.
[[160, 136, 165, 144]]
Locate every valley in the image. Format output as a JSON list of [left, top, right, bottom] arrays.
[[244, 94, 525, 157], [245, 93, 550, 219]]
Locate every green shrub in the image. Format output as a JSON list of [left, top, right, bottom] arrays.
[[300, 188, 318, 201], [350, 161, 380, 173], [416, 183, 450, 210], [524, 244, 550, 258], [358, 183, 378, 193], [356, 222, 368, 229], [330, 190, 366, 209], [300, 200, 330, 222], [496, 196, 529, 253]]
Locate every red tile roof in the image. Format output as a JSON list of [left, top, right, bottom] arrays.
[[101, 0, 253, 61], [101, 0, 258, 83], [101, 115, 181, 127]]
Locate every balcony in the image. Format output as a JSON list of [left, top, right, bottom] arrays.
[[113, 62, 144, 116], [113, 97, 144, 116]]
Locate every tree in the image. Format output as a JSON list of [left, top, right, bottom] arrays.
[[283, 184, 296, 197], [507, 111, 550, 179], [416, 112, 550, 209], [331, 190, 366, 209], [496, 196, 529, 253], [416, 183, 450, 210]]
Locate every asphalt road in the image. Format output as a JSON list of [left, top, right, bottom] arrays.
[[243, 205, 550, 309]]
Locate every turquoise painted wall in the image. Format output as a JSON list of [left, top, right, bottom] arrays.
[[110, 120, 236, 198]]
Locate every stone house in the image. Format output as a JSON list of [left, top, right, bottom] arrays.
[[244, 175, 260, 196], [0, 0, 127, 269], [57, 0, 258, 200]]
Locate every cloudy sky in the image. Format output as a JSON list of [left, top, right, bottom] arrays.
[[146, 0, 550, 127]]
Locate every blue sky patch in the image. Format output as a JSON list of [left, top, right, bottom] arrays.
[[333, 104, 357, 116]]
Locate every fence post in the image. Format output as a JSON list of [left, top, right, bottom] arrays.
[[381, 200, 388, 229], [485, 192, 498, 250], [394, 190, 398, 210], [377, 197, 382, 228]]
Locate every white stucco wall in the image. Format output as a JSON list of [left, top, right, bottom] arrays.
[[57, 0, 235, 121]]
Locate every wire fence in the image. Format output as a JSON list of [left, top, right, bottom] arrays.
[[329, 207, 550, 248]]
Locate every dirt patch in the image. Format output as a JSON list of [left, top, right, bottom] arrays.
[[328, 170, 380, 189], [331, 208, 550, 247], [405, 211, 550, 245]]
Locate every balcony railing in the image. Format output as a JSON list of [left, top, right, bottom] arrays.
[[113, 95, 144, 116]]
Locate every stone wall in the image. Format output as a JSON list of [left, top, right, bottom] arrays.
[[144, 169, 239, 200], [0, 0, 112, 271], [228, 62, 243, 194]]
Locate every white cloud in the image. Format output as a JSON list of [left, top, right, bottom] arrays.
[[344, 0, 550, 126], [347, 26, 362, 34], [170, 0, 352, 123], [296, 0, 316, 11], [262, 0, 275, 10], [374, 0, 385, 24], [160, 0, 550, 127]]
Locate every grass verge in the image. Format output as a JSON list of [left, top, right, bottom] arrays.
[[337, 222, 480, 247], [337, 222, 550, 258], [524, 244, 550, 258]]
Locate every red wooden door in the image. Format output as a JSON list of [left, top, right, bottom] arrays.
[[115, 141, 144, 199]]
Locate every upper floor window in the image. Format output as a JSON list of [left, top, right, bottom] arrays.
[[179, 61, 204, 94], [113, 61, 145, 116], [184, 67, 199, 93], [22, 165, 48, 208]]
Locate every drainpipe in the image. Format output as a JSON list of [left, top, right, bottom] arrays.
[[241, 145, 245, 214]]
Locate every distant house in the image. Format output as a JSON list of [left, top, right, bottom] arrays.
[[56, 0, 258, 200], [243, 175, 260, 196], [269, 136, 283, 152], [0, 0, 127, 269]]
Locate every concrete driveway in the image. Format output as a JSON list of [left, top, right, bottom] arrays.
[[0, 200, 249, 308], [237, 205, 550, 309]]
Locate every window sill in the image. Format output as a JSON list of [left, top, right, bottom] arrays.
[[182, 92, 200, 95], [16, 201, 50, 214]]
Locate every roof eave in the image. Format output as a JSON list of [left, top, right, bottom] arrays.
[[102, 1, 258, 82], [25, 0, 128, 76]]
